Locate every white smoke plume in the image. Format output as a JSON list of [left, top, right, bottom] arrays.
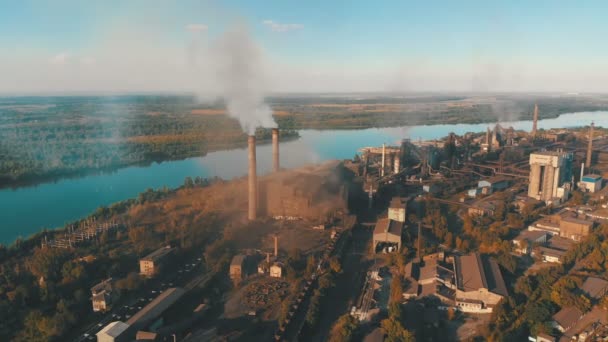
[[208, 26, 277, 135]]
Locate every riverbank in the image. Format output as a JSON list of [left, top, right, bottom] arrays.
[[1, 111, 607, 246]]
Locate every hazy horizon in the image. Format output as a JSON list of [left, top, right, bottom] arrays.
[[2, 1, 608, 94]]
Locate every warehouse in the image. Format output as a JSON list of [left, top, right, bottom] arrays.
[[372, 218, 402, 253]]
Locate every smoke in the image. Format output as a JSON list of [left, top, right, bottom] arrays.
[[206, 26, 277, 135]]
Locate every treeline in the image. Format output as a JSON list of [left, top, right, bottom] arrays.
[[0, 96, 297, 188]]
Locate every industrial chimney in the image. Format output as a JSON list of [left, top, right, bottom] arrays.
[[531, 104, 538, 138], [586, 122, 594, 167], [273, 234, 278, 257], [248, 135, 257, 221], [272, 128, 279, 172]]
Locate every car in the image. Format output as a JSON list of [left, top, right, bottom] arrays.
[[138, 306, 142, 309], [97, 323, 103, 327], [126, 314, 131, 319]]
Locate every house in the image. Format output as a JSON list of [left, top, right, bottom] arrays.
[[512, 230, 547, 254], [581, 277, 608, 300], [468, 200, 501, 217], [467, 188, 481, 198], [401, 253, 456, 304], [270, 262, 283, 278], [97, 321, 131, 342], [139, 246, 174, 277], [559, 216, 594, 241], [454, 253, 508, 313], [478, 176, 510, 194], [536, 246, 567, 263], [552, 306, 583, 332], [388, 197, 407, 223], [528, 215, 562, 235], [91, 278, 117, 312], [372, 218, 402, 253], [579, 174, 603, 193], [230, 254, 247, 284], [513, 195, 542, 213]]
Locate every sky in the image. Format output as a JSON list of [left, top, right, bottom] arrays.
[[1, 0, 607, 94]]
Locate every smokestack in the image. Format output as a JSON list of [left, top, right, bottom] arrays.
[[581, 163, 585, 182], [248, 135, 257, 221], [381, 143, 386, 177], [586, 122, 594, 167], [273, 235, 278, 257], [272, 128, 279, 172], [532, 104, 538, 138]]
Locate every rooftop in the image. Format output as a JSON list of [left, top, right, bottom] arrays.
[[373, 218, 403, 237], [141, 246, 173, 262], [582, 174, 602, 181], [97, 321, 130, 338], [581, 277, 608, 299], [230, 254, 246, 267], [513, 230, 547, 242], [561, 216, 594, 227], [126, 287, 185, 328], [456, 253, 507, 297], [552, 306, 583, 329]]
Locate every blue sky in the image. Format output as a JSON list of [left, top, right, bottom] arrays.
[[1, 0, 607, 93]]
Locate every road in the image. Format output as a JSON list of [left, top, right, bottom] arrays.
[[310, 226, 372, 342]]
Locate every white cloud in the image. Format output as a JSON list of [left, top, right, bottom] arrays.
[[186, 23, 208, 33], [262, 20, 303, 32], [49, 52, 71, 65]]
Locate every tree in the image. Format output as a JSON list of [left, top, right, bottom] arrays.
[[390, 276, 403, 304], [381, 316, 415, 342], [328, 314, 358, 342]]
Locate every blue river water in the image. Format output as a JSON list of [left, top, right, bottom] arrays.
[[0, 111, 606, 244]]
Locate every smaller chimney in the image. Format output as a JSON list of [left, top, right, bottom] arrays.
[[273, 234, 278, 257], [581, 163, 585, 182], [272, 128, 279, 172], [266, 252, 270, 264]]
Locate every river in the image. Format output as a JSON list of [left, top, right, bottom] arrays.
[[1, 111, 606, 245]]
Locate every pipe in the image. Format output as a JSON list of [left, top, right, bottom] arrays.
[[272, 128, 279, 172], [248, 135, 257, 221]]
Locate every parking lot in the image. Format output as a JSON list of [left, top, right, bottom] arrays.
[[75, 257, 204, 342]]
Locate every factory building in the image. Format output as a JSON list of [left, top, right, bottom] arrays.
[[454, 253, 508, 313], [388, 197, 407, 223], [579, 174, 603, 193], [259, 161, 349, 220], [512, 230, 548, 254], [528, 151, 573, 204], [91, 278, 117, 312], [96, 321, 130, 342], [477, 176, 510, 195], [559, 216, 594, 241], [230, 254, 247, 284], [372, 218, 402, 253], [139, 246, 174, 277], [126, 287, 186, 331]]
